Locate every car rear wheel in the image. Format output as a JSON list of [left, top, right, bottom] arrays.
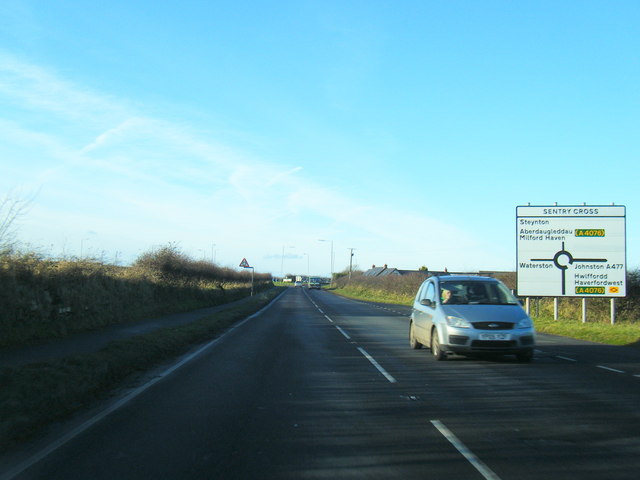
[[409, 322, 422, 349], [431, 328, 447, 361]]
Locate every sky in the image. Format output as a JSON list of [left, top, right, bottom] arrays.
[[1, 0, 638, 278]]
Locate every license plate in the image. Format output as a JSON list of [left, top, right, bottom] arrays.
[[479, 333, 510, 341]]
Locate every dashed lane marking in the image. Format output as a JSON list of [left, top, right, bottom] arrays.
[[597, 365, 625, 374], [357, 347, 397, 383], [431, 420, 501, 480]]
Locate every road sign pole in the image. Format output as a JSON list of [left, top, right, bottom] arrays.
[[611, 298, 616, 325], [239, 258, 254, 296]]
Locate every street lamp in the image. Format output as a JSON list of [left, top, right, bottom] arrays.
[[281, 245, 295, 280], [303, 252, 310, 287], [80, 238, 87, 258], [318, 239, 334, 285]]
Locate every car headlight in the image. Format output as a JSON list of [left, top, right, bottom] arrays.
[[517, 317, 533, 329], [446, 316, 472, 328]]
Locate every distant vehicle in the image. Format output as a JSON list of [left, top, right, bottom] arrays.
[[308, 278, 322, 289], [294, 281, 302, 287], [409, 275, 535, 362]]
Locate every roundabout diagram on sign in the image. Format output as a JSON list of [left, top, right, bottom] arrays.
[[530, 242, 607, 295]]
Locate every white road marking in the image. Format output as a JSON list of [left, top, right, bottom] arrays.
[[309, 291, 397, 385], [431, 420, 502, 480], [556, 355, 577, 362], [357, 347, 397, 383], [335, 325, 352, 340], [597, 365, 625, 374]]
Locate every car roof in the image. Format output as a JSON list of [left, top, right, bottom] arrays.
[[436, 275, 499, 283]]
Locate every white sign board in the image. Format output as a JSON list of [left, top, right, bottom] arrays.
[[517, 205, 626, 297]]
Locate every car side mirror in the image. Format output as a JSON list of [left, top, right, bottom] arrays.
[[420, 298, 433, 308]]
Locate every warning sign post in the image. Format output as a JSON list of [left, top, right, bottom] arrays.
[[516, 205, 626, 298], [239, 258, 254, 296]]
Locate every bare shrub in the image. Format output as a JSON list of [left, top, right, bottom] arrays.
[[0, 193, 30, 253], [134, 244, 271, 286]]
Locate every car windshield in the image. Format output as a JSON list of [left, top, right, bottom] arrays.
[[439, 280, 519, 305]]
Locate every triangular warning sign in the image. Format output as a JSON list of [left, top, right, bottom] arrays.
[[239, 258, 250, 268]]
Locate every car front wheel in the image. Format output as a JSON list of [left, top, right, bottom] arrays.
[[431, 328, 447, 361]]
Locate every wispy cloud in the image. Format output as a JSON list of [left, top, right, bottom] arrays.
[[0, 50, 128, 124], [267, 166, 303, 186], [0, 52, 497, 271]]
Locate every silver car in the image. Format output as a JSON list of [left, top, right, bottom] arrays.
[[409, 275, 535, 362]]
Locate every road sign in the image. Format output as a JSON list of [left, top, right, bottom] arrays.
[[516, 205, 626, 297], [239, 258, 250, 268]]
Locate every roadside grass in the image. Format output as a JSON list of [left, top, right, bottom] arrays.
[[0, 288, 283, 452], [331, 285, 413, 306], [533, 316, 640, 346]]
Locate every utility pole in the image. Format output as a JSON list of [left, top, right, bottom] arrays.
[[318, 239, 334, 285], [348, 248, 355, 279]]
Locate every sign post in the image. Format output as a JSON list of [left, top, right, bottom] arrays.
[[239, 258, 254, 296], [516, 205, 626, 323]]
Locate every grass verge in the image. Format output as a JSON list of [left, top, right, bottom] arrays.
[[0, 288, 284, 452], [330, 286, 413, 306], [533, 316, 640, 346]]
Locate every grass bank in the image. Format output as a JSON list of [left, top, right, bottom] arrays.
[[0, 246, 272, 349], [0, 288, 284, 451], [533, 316, 640, 346], [331, 285, 414, 305]]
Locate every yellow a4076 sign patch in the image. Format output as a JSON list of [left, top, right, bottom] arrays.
[[575, 286, 605, 295], [575, 229, 605, 237]]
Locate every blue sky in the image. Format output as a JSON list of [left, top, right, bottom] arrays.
[[1, 0, 638, 277]]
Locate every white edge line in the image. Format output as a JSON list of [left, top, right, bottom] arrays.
[[324, 315, 333, 323], [2, 290, 286, 480], [597, 365, 625, 374], [356, 347, 396, 383], [431, 420, 502, 480]]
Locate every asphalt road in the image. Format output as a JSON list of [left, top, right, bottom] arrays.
[[3, 288, 640, 479]]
